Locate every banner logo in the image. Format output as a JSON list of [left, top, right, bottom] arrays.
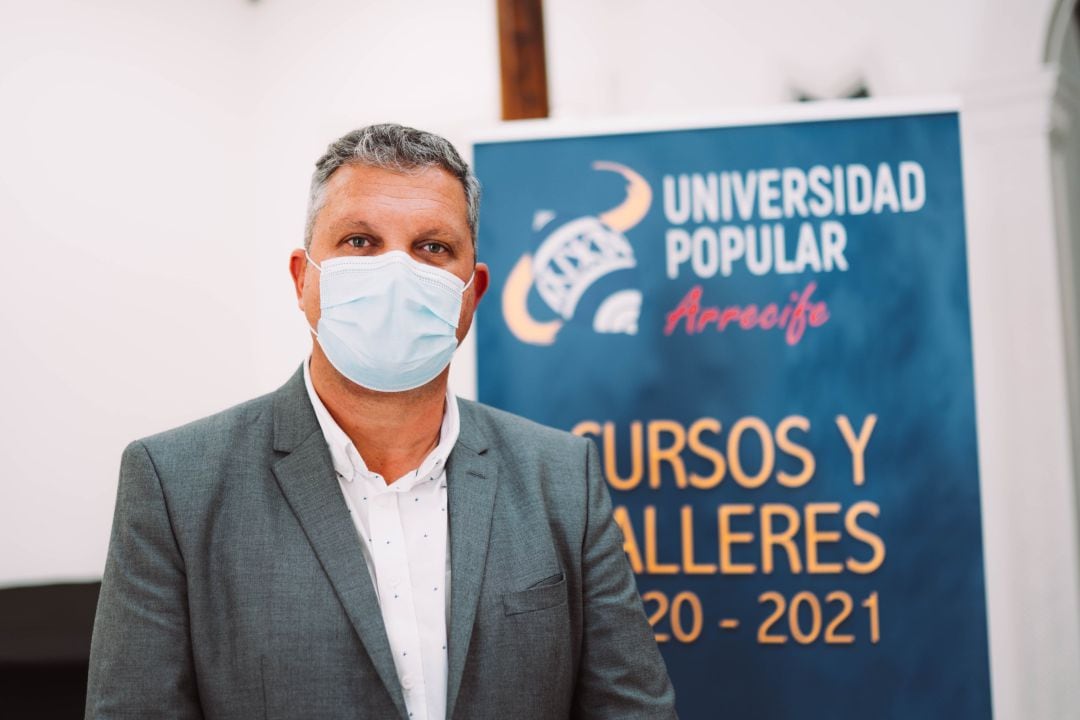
[[502, 162, 652, 345]]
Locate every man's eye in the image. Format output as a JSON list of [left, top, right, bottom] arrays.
[[345, 236, 372, 248], [421, 242, 448, 254]]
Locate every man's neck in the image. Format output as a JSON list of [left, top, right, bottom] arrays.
[[309, 350, 446, 484]]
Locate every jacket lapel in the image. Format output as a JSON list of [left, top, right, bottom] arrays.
[[269, 367, 408, 720], [444, 400, 498, 720]]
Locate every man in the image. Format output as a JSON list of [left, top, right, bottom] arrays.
[[86, 124, 676, 719]]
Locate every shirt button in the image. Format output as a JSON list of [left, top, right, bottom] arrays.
[[401, 674, 414, 690]]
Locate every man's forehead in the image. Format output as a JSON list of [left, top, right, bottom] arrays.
[[324, 163, 465, 205], [314, 163, 472, 245]]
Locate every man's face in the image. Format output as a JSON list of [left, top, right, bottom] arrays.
[[289, 162, 489, 367]]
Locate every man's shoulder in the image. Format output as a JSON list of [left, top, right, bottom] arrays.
[[456, 398, 588, 457], [134, 387, 277, 463]]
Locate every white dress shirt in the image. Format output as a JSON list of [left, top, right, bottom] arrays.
[[304, 360, 456, 720]]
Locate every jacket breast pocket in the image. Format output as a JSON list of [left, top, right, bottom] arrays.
[[502, 572, 567, 616]]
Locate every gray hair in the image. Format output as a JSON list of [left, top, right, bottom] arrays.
[[304, 123, 480, 250]]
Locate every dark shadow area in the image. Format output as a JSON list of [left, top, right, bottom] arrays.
[[794, 81, 872, 102], [0, 582, 101, 719]]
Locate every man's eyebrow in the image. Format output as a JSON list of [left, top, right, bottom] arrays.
[[413, 227, 467, 242], [327, 218, 379, 234]]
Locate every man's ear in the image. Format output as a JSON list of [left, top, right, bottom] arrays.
[[289, 249, 308, 309], [471, 262, 490, 306]]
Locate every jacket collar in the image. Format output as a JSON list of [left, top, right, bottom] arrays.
[[443, 400, 497, 720], [272, 365, 320, 453]]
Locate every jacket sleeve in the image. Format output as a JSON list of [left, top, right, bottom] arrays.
[[571, 438, 678, 719], [85, 441, 204, 720]]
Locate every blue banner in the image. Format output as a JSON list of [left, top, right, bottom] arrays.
[[474, 109, 991, 719]]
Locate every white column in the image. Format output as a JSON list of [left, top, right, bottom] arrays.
[[962, 68, 1080, 720]]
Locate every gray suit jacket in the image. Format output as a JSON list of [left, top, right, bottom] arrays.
[[86, 368, 676, 719]]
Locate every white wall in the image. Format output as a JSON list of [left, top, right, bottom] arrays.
[[1, 1, 1077, 717], [0, 0, 258, 586], [0, 0, 499, 589], [546, 0, 985, 114]]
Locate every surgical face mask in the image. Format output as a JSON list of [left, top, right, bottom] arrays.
[[305, 250, 474, 393]]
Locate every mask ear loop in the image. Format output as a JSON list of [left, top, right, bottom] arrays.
[[304, 250, 321, 337]]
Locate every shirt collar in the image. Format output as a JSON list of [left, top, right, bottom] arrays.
[[303, 358, 459, 489]]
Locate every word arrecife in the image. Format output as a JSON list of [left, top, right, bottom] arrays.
[[664, 282, 828, 346]]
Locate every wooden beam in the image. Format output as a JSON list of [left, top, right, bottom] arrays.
[[497, 0, 550, 120]]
